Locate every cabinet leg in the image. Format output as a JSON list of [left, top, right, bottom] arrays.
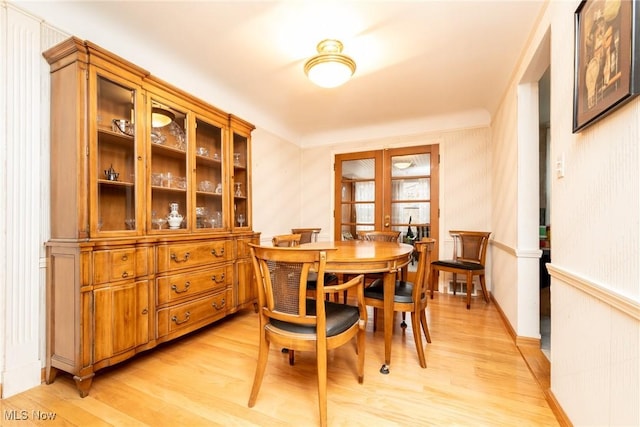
[[45, 366, 58, 384], [73, 374, 95, 398]]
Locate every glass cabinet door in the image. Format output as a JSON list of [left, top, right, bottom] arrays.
[[148, 98, 188, 232], [93, 73, 141, 235], [194, 117, 225, 230], [231, 131, 249, 229]]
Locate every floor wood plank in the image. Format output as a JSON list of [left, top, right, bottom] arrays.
[[0, 293, 561, 426]]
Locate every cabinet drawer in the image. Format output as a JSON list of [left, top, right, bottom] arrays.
[[94, 248, 137, 284], [157, 240, 232, 273], [156, 290, 230, 337], [156, 264, 232, 305]]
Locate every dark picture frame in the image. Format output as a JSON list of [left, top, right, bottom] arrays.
[[573, 0, 640, 133]]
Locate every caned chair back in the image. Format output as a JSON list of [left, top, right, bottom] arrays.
[[450, 231, 491, 265], [272, 233, 301, 247], [251, 246, 325, 326], [357, 230, 400, 242]]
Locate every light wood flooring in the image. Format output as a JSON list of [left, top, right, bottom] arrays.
[[0, 293, 562, 426]]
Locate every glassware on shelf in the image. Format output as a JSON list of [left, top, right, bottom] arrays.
[[234, 183, 242, 197], [233, 153, 241, 166], [112, 119, 133, 136], [151, 210, 167, 230], [199, 180, 213, 192], [237, 213, 245, 227], [215, 183, 222, 194]]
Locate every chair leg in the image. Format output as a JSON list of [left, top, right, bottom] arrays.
[[316, 338, 328, 427], [411, 311, 427, 368], [356, 322, 365, 383], [466, 271, 472, 309], [420, 308, 431, 343], [479, 273, 490, 302], [452, 273, 458, 295], [430, 267, 437, 299], [372, 307, 378, 332], [248, 333, 270, 407], [289, 350, 295, 365], [401, 312, 407, 329]]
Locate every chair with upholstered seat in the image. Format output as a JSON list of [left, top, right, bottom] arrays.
[[430, 230, 491, 309], [354, 230, 402, 287], [291, 227, 321, 244], [272, 233, 302, 247], [248, 244, 366, 427], [272, 233, 339, 364], [364, 237, 435, 368], [356, 230, 400, 242]]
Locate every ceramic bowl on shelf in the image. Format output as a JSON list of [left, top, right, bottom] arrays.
[[196, 147, 209, 157]]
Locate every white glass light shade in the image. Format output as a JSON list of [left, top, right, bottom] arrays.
[[151, 107, 175, 127], [304, 39, 356, 88], [393, 161, 412, 170]]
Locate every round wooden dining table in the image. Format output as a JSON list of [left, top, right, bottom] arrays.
[[301, 239, 414, 372]]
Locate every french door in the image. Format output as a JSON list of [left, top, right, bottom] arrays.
[[334, 145, 439, 254]]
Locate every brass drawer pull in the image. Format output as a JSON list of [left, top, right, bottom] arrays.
[[211, 274, 225, 283], [141, 308, 148, 315], [212, 299, 226, 310], [171, 281, 191, 294], [121, 254, 128, 261], [171, 311, 191, 325], [211, 248, 224, 257], [171, 252, 190, 263], [121, 271, 129, 278]]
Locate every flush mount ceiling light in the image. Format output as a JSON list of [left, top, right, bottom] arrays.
[[304, 39, 356, 88], [393, 161, 412, 170], [151, 107, 175, 128]]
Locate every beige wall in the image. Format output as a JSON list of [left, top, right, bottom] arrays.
[[491, 1, 640, 425]]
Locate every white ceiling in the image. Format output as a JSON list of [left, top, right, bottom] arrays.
[[14, 0, 546, 146]]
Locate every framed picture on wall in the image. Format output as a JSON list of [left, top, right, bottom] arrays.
[[573, 0, 640, 133]]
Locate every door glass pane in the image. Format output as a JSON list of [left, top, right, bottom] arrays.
[[340, 159, 375, 239], [390, 153, 432, 241], [97, 76, 136, 233], [149, 100, 188, 231]]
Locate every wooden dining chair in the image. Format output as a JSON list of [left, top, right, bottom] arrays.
[[364, 237, 435, 368], [356, 230, 401, 242], [430, 230, 491, 309], [272, 233, 339, 364], [272, 233, 302, 247], [248, 245, 366, 427], [354, 230, 402, 287], [291, 227, 321, 244]]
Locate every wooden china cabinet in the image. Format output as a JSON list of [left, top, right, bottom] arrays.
[[44, 37, 259, 397]]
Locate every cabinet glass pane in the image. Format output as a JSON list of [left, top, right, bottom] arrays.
[[233, 132, 248, 228], [149, 101, 188, 231], [96, 76, 137, 232], [195, 118, 224, 229]]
